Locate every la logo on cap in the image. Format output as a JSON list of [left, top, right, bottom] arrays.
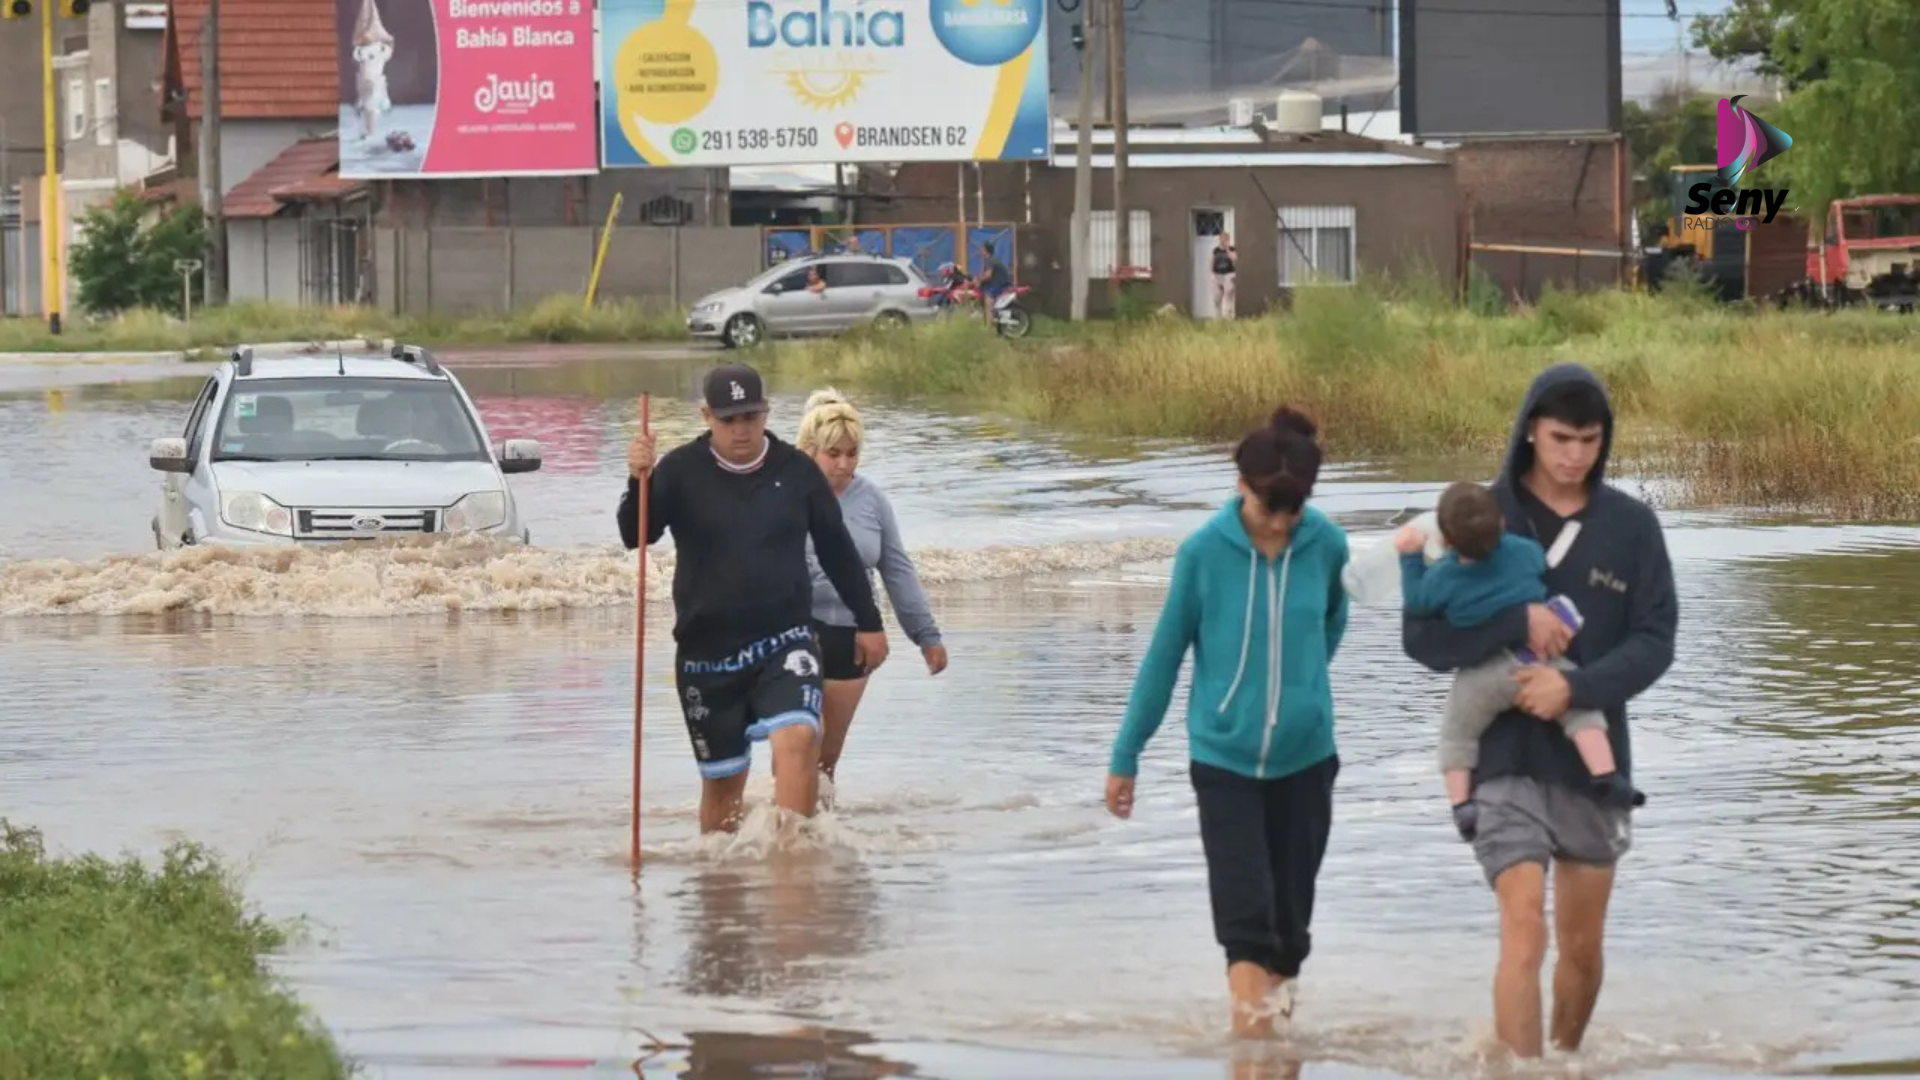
[[730, 381, 745, 401]]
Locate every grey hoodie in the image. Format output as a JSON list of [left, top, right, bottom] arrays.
[[805, 474, 943, 647], [1401, 363, 1678, 791]]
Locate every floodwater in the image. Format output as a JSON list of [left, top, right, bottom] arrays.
[[1, 353, 1916, 1080]]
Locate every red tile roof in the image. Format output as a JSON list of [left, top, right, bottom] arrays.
[[225, 137, 355, 218], [165, 0, 339, 121]]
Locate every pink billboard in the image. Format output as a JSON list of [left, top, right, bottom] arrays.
[[335, 0, 597, 179]]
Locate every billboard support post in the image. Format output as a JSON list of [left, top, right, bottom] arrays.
[[200, 0, 226, 305], [1070, 2, 1097, 321], [1108, 0, 1128, 307]]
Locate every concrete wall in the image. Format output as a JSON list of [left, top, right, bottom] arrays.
[[228, 217, 304, 305], [376, 170, 729, 230], [373, 225, 764, 315]]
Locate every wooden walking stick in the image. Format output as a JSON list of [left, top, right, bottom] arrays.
[[631, 393, 651, 870]]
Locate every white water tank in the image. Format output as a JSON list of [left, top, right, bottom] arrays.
[[1229, 97, 1255, 127], [1270, 90, 1323, 134]]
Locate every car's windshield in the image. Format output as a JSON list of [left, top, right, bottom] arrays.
[[210, 376, 489, 463]]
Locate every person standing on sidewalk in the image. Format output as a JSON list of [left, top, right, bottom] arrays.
[[1104, 406, 1351, 1038], [1210, 232, 1238, 319], [618, 362, 890, 833]]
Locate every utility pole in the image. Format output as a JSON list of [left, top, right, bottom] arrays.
[[1108, 0, 1129, 307], [41, 0, 62, 333], [1068, 3, 1097, 321], [199, 0, 227, 305]]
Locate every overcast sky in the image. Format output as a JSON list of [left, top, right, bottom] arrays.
[[1621, 0, 1733, 53]]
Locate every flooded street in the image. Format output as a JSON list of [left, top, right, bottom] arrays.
[[1, 353, 1916, 1079]]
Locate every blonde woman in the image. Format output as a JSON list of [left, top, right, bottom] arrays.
[[796, 388, 949, 786]]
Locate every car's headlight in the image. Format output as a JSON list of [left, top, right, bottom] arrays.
[[691, 301, 721, 315], [444, 491, 507, 533], [219, 491, 293, 536]]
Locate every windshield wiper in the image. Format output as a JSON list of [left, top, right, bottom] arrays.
[[212, 454, 279, 461], [300, 454, 392, 461]]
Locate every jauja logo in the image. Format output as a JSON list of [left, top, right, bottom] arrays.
[[1715, 94, 1792, 187], [474, 73, 559, 115]]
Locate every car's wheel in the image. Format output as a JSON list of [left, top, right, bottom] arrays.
[[724, 313, 764, 348], [873, 310, 910, 332]]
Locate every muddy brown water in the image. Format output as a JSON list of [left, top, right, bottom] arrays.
[[1, 354, 1916, 1079]]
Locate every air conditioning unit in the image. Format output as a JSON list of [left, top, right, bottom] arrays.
[[1228, 97, 1255, 127]]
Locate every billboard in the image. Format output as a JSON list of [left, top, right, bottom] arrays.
[[336, 0, 599, 179], [598, 0, 1051, 168], [1044, 0, 1394, 126], [1398, 0, 1619, 138]]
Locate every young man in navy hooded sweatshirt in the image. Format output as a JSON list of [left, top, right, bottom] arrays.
[[1402, 364, 1677, 1059]]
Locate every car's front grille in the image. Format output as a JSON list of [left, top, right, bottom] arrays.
[[294, 508, 439, 539]]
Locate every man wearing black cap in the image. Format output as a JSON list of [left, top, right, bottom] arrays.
[[619, 361, 889, 833]]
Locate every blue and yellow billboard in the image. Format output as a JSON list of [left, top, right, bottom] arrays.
[[598, 0, 1052, 167]]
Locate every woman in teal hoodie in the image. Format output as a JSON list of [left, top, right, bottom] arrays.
[[1105, 406, 1351, 1039]]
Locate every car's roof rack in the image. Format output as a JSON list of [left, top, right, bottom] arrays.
[[226, 340, 441, 378], [390, 343, 442, 375]]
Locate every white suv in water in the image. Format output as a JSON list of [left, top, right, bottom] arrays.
[[146, 343, 543, 550]]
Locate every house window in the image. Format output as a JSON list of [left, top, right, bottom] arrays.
[[1277, 206, 1356, 286], [65, 77, 86, 142], [1088, 208, 1151, 278], [93, 78, 114, 146]]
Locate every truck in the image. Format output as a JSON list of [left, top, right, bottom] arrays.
[[1786, 194, 1920, 311]]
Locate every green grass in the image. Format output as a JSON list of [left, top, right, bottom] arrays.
[[0, 821, 351, 1080], [769, 278, 1920, 521], [0, 294, 687, 355]]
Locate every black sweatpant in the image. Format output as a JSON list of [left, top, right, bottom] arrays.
[[1190, 754, 1339, 978]]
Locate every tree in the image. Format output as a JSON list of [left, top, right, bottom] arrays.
[[1691, 0, 1920, 217], [69, 189, 209, 317], [1623, 87, 1721, 238]]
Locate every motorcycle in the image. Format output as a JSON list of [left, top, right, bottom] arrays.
[[917, 269, 1034, 339]]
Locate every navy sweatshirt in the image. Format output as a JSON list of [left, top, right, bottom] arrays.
[[1400, 363, 1678, 793], [617, 431, 883, 658]]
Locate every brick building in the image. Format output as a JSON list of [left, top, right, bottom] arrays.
[[858, 122, 1459, 320], [1448, 136, 1635, 300]]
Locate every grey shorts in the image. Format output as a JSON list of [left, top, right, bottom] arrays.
[[1469, 775, 1633, 888]]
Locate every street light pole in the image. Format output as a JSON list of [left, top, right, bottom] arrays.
[[40, 0, 61, 334]]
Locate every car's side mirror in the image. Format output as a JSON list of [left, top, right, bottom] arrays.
[[766, 283, 784, 294], [149, 437, 192, 473], [498, 438, 542, 474]]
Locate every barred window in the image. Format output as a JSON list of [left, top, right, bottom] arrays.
[[1277, 206, 1356, 286]]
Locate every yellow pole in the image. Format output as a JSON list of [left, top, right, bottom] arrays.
[[41, 0, 62, 334], [583, 191, 623, 313]]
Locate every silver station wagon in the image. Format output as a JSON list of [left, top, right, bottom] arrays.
[[146, 343, 543, 549]]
